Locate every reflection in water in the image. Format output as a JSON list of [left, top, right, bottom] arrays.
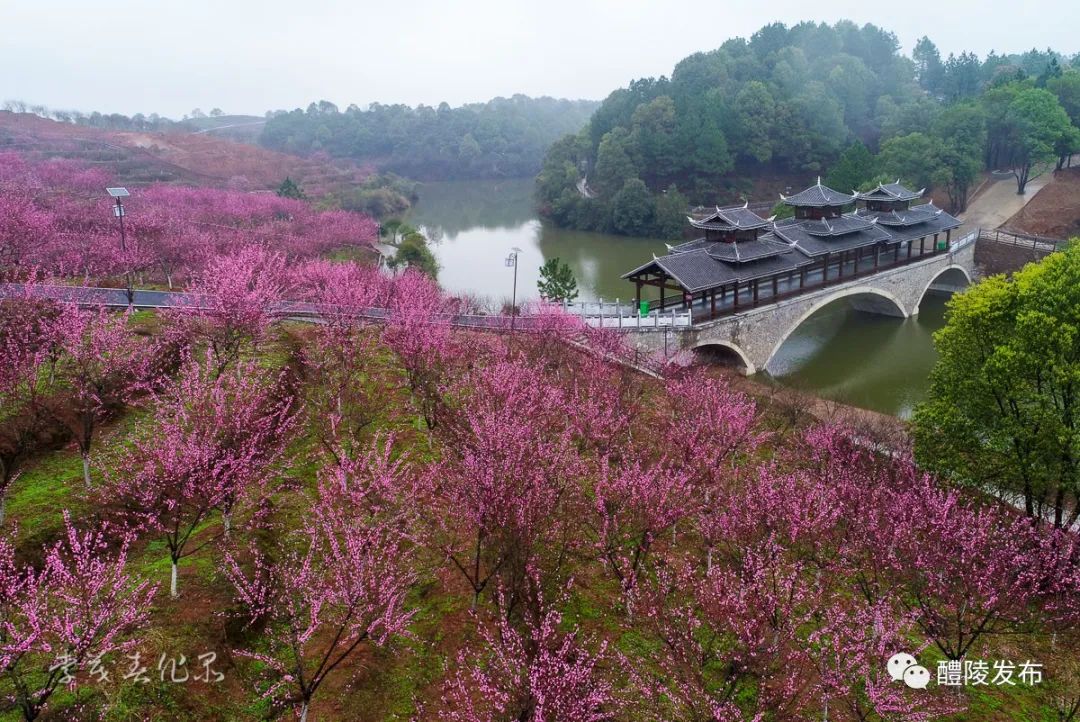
[[764, 296, 948, 418], [408, 178, 661, 303], [407, 178, 950, 417]]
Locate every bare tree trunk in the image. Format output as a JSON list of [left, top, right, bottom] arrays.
[[299, 701, 309, 722], [171, 560, 179, 598], [82, 455, 92, 487]]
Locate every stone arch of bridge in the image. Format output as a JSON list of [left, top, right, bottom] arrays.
[[762, 286, 910, 372], [690, 340, 756, 375], [913, 265, 973, 314]]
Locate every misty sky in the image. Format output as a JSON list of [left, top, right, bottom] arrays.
[[3, 0, 1077, 118]]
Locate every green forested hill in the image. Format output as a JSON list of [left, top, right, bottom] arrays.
[[536, 21, 1080, 238], [259, 95, 599, 180]]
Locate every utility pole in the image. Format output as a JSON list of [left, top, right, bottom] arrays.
[[107, 187, 133, 307]]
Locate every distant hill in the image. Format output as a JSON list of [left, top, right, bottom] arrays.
[[536, 21, 1080, 238], [259, 95, 600, 180], [0, 111, 368, 196]]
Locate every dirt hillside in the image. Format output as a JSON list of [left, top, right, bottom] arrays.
[[1002, 166, 1080, 240]]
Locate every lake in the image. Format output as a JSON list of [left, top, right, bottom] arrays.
[[408, 177, 948, 418]]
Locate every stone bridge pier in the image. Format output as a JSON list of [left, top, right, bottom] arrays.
[[623, 240, 976, 375]]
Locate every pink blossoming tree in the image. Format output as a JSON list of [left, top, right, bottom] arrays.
[[0, 515, 155, 721], [438, 581, 623, 722], [181, 245, 289, 375], [105, 352, 295, 596], [224, 481, 415, 722], [430, 359, 584, 610], [48, 306, 144, 485]]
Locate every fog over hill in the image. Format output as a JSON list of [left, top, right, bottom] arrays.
[[2, 1, 1077, 117]]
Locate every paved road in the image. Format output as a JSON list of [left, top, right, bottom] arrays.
[[575, 176, 598, 199], [959, 173, 1053, 232], [193, 120, 267, 135]]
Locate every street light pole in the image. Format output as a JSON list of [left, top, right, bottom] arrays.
[[107, 187, 133, 307], [506, 247, 522, 335]]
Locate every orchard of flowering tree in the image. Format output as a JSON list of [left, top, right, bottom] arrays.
[[1, 152, 1079, 721]]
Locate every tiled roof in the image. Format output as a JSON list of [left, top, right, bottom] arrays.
[[780, 178, 855, 207], [705, 235, 793, 262], [623, 241, 812, 292], [688, 204, 771, 231], [854, 181, 923, 202], [670, 234, 792, 263], [773, 215, 892, 257], [859, 204, 962, 243], [800, 215, 879, 237], [857, 203, 948, 227], [667, 238, 712, 253]]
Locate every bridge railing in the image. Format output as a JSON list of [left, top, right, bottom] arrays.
[[562, 299, 692, 329], [950, 228, 980, 252], [976, 228, 1067, 252]]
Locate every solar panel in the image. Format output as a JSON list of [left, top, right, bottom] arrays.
[[106, 187, 130, 198]]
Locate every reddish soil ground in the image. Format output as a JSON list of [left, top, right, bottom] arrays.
[[0, 111, 371, 196], [1002, 166, 1080, 240]]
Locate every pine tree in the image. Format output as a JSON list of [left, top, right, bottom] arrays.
[[537, 257, 579, 302], [825, 141, 877, 194], [276, 176, 305, 200]]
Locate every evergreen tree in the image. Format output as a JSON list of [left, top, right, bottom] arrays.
[[536, 258, 579, 302], [276, 176, 305, 200], [611, 178, 655, 237], [653, 185, 690, 239], [913, 36, 944, 94], [594, 128, 640, 194], [390, 231, 439, 278], [825, 141, 877, 193]]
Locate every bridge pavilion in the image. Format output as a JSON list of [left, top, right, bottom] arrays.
[[622, 179, 962, 320]]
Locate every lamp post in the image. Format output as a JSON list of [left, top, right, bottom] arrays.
[[505, 247, 522, 335], [106, 187, 133, 307]]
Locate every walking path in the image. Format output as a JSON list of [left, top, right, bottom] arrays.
[[575, 176, 598, 199], [958, 173, 1053, 231]]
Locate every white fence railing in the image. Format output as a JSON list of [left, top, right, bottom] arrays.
[[563, 298, 692, 329], [950, 228, 980, 252]]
